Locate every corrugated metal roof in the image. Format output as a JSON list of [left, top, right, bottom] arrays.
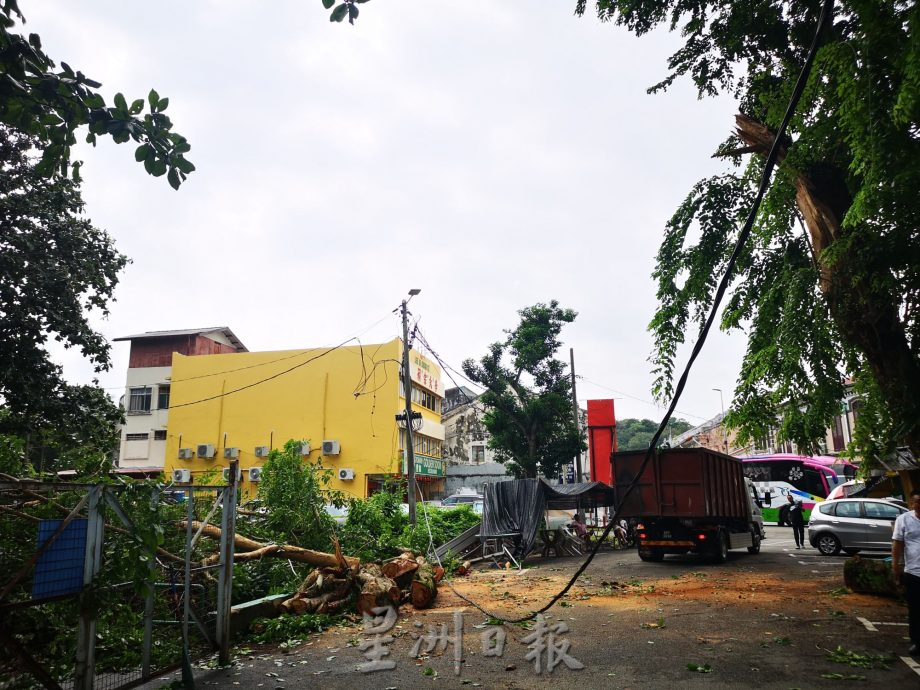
[[113, 327, 248, 351]]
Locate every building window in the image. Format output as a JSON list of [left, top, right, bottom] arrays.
[[125, 433, 149, 441], [401, 383, 442, 414], [472, 445, 485, 463], [128, 387, 152, 414], [399, 431, 443, 458], [153, 430, 167, 441], [157, 385, 170, 410]]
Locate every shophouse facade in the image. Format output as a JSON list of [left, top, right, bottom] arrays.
[[164, 338, 445, 498]]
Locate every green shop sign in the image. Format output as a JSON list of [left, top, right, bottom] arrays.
[[401, 454, 445, 477]]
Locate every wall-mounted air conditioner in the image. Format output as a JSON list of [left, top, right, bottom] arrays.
[[254, 446, 270, 457], [197, 444, 216, 459], [299, 442, 312, 456], [322, 440, 341, 456], [222, 467, 241, 482], [248, 467, 263, 482], [172, 468, 191, 483], [177, 448, 194, 460], [224, 447, 240, 459], [338, 468, 355, 481]]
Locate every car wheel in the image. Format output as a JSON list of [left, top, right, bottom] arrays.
[[748, 531, 761, 554], [844, 548, 860, 556], [713, 530, 729, 563], [816, 533, 841, 556], [638, 549, 664, 562]]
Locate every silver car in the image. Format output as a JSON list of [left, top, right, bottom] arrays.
[[807, 498, 907, 556]]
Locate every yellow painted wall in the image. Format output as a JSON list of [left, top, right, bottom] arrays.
[[164, 338, 442, 498]]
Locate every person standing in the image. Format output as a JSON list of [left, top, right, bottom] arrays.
[[787, 494, 805, 549], [892, 489, 920, 655]]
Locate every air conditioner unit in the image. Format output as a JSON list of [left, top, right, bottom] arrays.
[[254, 446, 270, 458], [224, 447, 240, 459], [338, 468, 355, 481], [248, 467, 263, 482], [322, 440, 341, 456], [299, 442, 311, 456], [172, 468, 191, 483], [222, 467, 241, 482], [197, 444, 216, 459], [177, 448, 194, 460]]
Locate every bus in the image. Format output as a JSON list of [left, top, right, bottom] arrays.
[[741, 454, 858, 523]]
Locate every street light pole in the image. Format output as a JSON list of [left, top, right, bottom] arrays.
[[713, 388, 727, 454], [402, 289, 420, 526]]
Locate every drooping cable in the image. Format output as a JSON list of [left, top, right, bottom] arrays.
[[417, 0, 836, 623]]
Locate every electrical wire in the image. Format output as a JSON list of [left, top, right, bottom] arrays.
[[415, 0, 836, 623]]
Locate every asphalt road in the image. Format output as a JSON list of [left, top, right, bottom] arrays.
[[149, 527, 918, 689]]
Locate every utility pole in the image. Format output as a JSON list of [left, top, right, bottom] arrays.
[[569, 348, 583, 484], [713, 388, 728, 454], [402, 289, 420, 525]]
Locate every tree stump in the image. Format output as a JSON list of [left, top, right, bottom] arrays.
[[843, 556, 900, 597]]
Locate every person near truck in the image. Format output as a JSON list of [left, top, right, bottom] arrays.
[[892, 489, 920, 655], [787, 494, 805, 549]]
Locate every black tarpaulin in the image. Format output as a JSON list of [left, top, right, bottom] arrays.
[[480, 479, 617, 560]]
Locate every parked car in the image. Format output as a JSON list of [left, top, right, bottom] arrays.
[[807, 498, 907, 556], [441, 489, 484, 507]]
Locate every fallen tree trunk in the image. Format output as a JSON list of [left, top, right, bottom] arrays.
[[180, 520, 360, 570], [356, 564, 401, 615], [843, 556, 900, 597]]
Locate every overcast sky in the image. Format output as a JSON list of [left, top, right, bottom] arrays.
[[29, 1, 748, 426]]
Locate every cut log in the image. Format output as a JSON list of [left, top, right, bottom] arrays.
[[381, 558, 419, 587], [356, 564, 400, 615], [456, 560, 472, 576], [410, 562, 438, 609], [433, 566, 445, 584]]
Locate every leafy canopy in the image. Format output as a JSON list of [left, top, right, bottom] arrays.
[[462, 301, 586, 479], [618, 417, 693, 451], [0, 125, 125, 475], [574, 1, 920, 460], [0, 1, 194, 188]]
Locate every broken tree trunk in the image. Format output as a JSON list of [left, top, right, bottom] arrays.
[[381, 555, 420, 588], [843, 556, 900, 598], [180, 520, 360, 570], [410, 562, 438, 609]]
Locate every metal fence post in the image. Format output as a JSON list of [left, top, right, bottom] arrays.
[[75, 485, 104, 690], [141, 488, 159, 678], [216, 460, 237, 666]]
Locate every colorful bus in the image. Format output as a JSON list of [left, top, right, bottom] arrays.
[[741, 454, 858, 523]]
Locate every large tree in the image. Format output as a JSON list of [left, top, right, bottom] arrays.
[[618, 417, 693, 451], [0, 126, 126, 474], [462, 301, 586, 479], [568, 0, 920, 464]]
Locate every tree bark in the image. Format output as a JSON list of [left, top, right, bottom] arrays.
[[723, 113, 920, 455], [410, 562, 438, 609], [180, 520, 360, 570]]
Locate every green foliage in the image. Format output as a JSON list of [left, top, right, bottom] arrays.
[[826, 646, 895, 670], [618, 417, 693, 450], [322, 0, 369, 26], [256, 440, 345, 551], [339, 482, 480, 561], [0, 127, 125, 476], [250, 613, 341, 643], [569, 1, 920, 461], [0, 6, 194, 186], [462, 301, 586, 479]]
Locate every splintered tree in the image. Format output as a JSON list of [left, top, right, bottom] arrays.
[[571, 0, 920, 464], [462, 301, 585, 479]]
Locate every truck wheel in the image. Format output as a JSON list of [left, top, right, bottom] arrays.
[[713, 531, 729, 563], [638, 549, 664, 562], [747, 531, 761, 554]]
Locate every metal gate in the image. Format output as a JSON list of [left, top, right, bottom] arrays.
[[0, 464, 238, 689]]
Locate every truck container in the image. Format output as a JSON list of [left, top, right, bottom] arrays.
[[612, 448, 764, 563]]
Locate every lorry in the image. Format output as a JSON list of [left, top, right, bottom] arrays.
[[611, 447, 764, 563]]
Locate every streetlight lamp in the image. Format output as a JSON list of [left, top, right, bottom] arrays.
[[712, 388, 728, 454]]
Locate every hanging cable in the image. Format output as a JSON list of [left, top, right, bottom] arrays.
[[417, 0, 835, 623]]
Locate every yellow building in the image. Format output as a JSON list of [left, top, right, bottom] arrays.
[[164, 338, 445, 499]]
